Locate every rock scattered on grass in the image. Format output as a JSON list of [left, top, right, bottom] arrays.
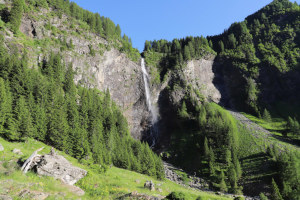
[[144, 180, 155, 191], [12, 148, 23, 155], [0, 195, 12, 200]]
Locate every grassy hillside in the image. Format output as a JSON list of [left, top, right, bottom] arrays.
[[0, 137, 232, 200]]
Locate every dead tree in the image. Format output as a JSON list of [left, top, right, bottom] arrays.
[[21, 147, 44, 173]]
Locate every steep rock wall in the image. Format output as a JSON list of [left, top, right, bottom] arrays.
[[14, 11, 149, 139]]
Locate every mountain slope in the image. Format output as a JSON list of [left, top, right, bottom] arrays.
[[0, 137, 232, 200], [142, 0, 300, 199], [1, 0, 149, 140]]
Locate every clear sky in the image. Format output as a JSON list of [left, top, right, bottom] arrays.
[[72, 0, 300, 52]]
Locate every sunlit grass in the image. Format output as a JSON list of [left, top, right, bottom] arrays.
[[0, 137, 232, 200]]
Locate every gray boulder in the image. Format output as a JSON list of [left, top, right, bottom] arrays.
[[0, 143, 4, 151], [144, 180, 155, 191], [0, 195, 12, 200], [36, 150, 87, 185], [12, 148, 23, 155]]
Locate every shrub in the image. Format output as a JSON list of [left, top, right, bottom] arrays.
[[165, 191, 186, 200]]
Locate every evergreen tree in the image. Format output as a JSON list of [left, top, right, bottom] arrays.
[[225, 149, 232, 166], [178, 101, 189, 119], [228, 33, 237, 48], [259, 193, 268, 200], [183, 45, 191, 60], [14, 96, 33, 139], [219, 171, 228, 192], [227, 163, 239, 193], [263, 109, 272, 122], [34, 104, 47, 141], [271, 178, 283, 200], [47, 95, 69, 149], [209, 147, 215, 176], [219, 41, 224, 52], [0, 78, 9, 133], [9, 0, 24, 33], [203, 137, 209, 159]]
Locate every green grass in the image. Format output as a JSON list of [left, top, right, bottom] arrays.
[[242, 113, 286, 136], [0, 137, 232, 200]]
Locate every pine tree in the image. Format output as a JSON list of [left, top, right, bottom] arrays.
[[225, 149, 232, 166], [178, 101, 189, 119], [228, 33, 237, 48], [9, 0, 24, 33], [47, 95, 69, 149], [0, 78, 9, 133], [233, 154, 242, 179], [183, 45, 191, 60], [209, 147, 215, 176], [219, 171, 228, 192], [203, 137, 209, 159], [227, 163, 239, 193], [259, 193, 268, 200], [14, 96, 33, 139], [263, 109, 272, 122], [219, 41, 224, 52], [198, 106, 206, 129], [34, 104, 47, 141], [271, 178, 283, 200]]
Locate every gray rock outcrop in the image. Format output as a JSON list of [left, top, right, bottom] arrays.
[[184, 58, 221, 103], [36, 152, 87, 185], [0, 143, 4, 151], [22, 148, 87, 185]]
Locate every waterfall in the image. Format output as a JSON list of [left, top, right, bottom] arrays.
[[141, 58, 158, 146]]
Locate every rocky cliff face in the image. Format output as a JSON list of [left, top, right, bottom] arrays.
[[10, 9, 150, 140]]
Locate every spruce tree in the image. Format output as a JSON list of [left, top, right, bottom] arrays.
[[183, 45, 191, 60], [259, 193, 268, 200], [0, 78, 9, 133], [9, 0, 24, 33], [219, 171, 228, 192], [178, 101, 189, 119], [203, 137, 209, 159], [219, 41, 224, 52], [14, 96, 33, 139], [47, 95, 69, 149], [263, 109, 272, 122], [34, 104, 47, 141], [271, 178, 283, 200]]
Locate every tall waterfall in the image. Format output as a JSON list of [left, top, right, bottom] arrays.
[[141, 58, 158, 146]]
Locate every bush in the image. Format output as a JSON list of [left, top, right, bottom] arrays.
[[165, 191, 186, 200], [259, 193, 268, 200]]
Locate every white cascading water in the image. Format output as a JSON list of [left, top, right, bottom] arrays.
[[141, 58, 158, 146]]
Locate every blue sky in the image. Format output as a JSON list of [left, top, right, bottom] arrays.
[[72, 0, 300, 52]]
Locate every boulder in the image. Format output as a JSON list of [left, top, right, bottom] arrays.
[[36, 151, 87, 185], [144, 180, 155, 191], [12, 148, 23, 155], [0, 195, 12, 200], [0, 143, 4, 151], [19, 189, 49, 200], [22, 148, 87, 186], [66, 185, 85, 196]]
